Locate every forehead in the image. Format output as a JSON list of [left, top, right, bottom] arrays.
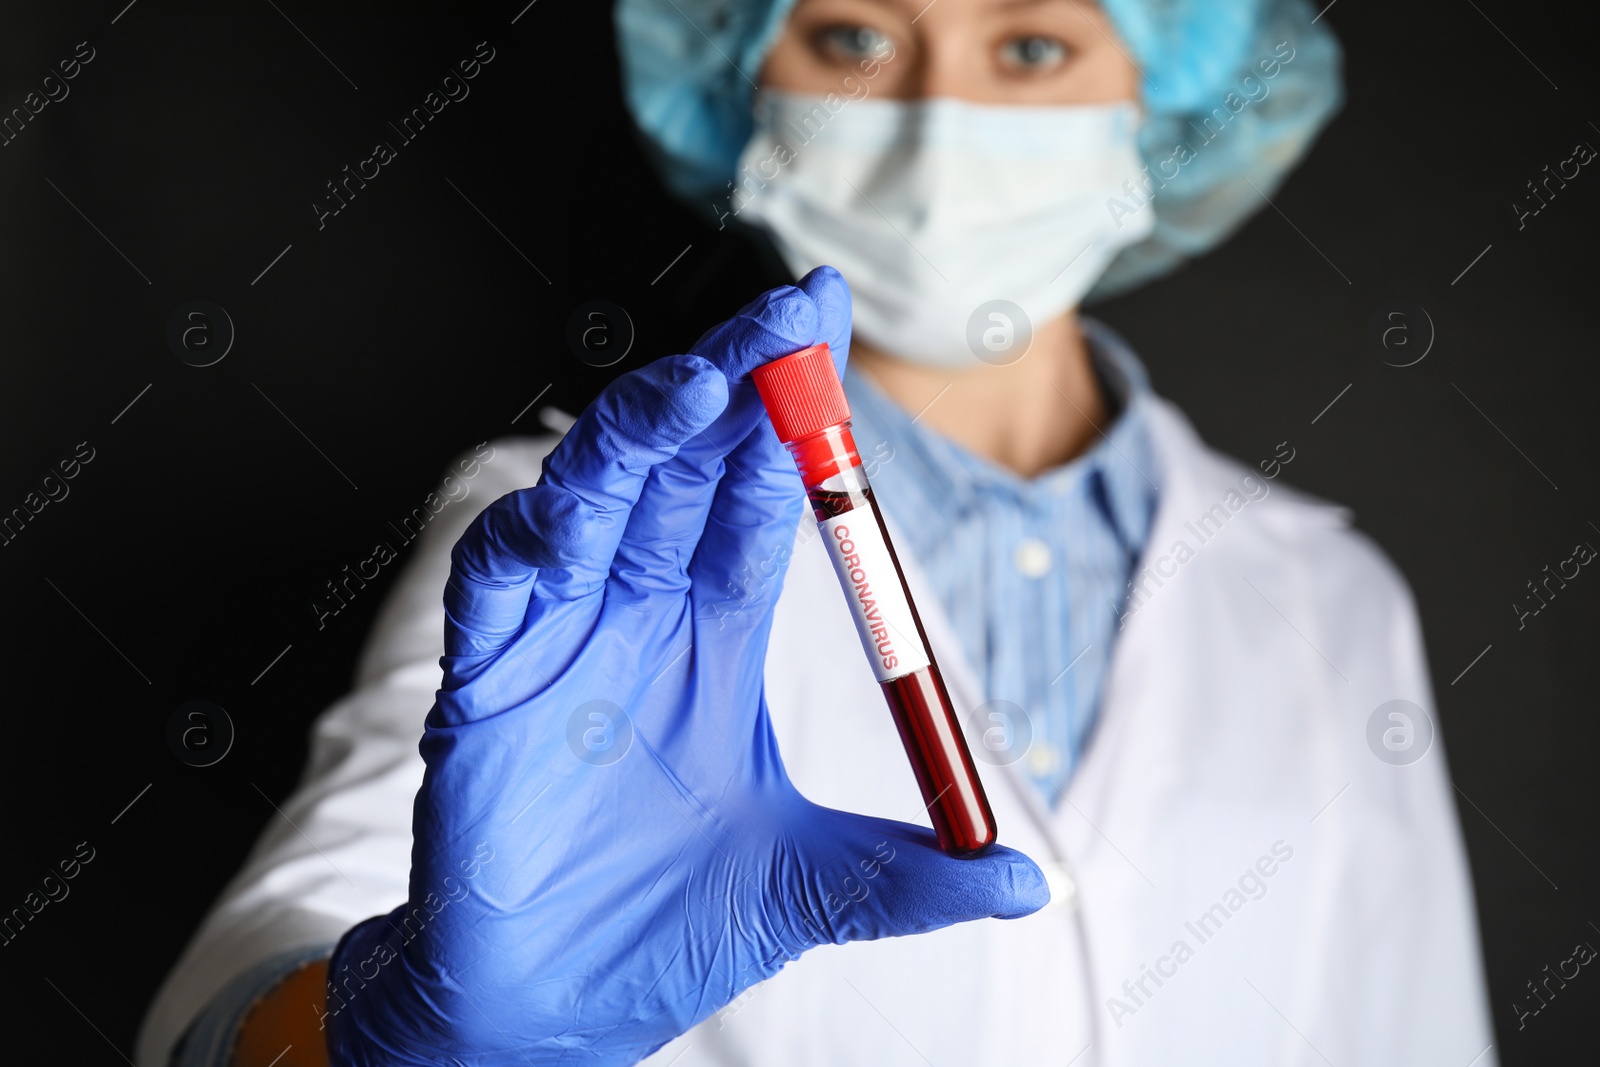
[[794, 0, 1093, 17]]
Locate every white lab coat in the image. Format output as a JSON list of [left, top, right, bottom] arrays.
[[137, 394, 1497, 1067]]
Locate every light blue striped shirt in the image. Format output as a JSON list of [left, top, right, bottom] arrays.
[[841, 318, 1161, 805]]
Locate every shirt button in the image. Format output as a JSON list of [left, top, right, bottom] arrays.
[[1027, 741, 1061, 777], [1040, 860, 1078, 911], [1013, 537, 1053, 578]]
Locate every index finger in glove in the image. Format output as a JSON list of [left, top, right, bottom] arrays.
[[687, 266, 846, 381], [607, 274, 842, 600], [684, 267, 854, 617]]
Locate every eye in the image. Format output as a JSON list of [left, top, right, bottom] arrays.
[[814, 23, 892, 62], [998, 35, 1068, 72]]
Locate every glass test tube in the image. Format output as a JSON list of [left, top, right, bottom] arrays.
[[752, 342, 998, 857]]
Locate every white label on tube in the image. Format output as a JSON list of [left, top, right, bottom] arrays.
[[820, 513, 930, 683]]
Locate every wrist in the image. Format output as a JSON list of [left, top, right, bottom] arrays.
[[230, 957, 331, 1066]]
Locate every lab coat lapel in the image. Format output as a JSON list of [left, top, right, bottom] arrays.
[[877, 396, 1259, 861], [869, 399, 1278, 863]]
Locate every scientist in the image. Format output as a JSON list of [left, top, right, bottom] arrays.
[[140, 0, 1497, 1064]]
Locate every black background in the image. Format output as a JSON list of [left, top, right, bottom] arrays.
[[0, 0, 1595, 1061]]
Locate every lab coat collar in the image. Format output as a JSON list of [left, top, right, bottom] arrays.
[[879, 392, 1351, 862]]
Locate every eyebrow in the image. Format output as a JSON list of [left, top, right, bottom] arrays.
[[995, 0, 1082, 10], [811, 0, 1081, 16]]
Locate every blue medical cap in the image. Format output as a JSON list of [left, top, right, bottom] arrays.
[[614, 0, 1342, 299]]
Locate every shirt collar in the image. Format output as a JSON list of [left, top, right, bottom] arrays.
[[842, 316, 1161, 547]]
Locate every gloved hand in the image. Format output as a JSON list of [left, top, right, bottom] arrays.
[[325, 266, 1049, 1066]]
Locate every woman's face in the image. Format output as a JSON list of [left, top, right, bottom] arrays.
[[760, 0, 1140, 104]]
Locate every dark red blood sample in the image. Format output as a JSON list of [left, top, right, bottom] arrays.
[[880, 669, 998, 856]]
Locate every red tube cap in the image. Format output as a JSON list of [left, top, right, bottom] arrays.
[[751, 342, 851, 444]]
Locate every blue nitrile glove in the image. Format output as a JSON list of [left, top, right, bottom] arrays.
[[324, 266, 1049, 1066]]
